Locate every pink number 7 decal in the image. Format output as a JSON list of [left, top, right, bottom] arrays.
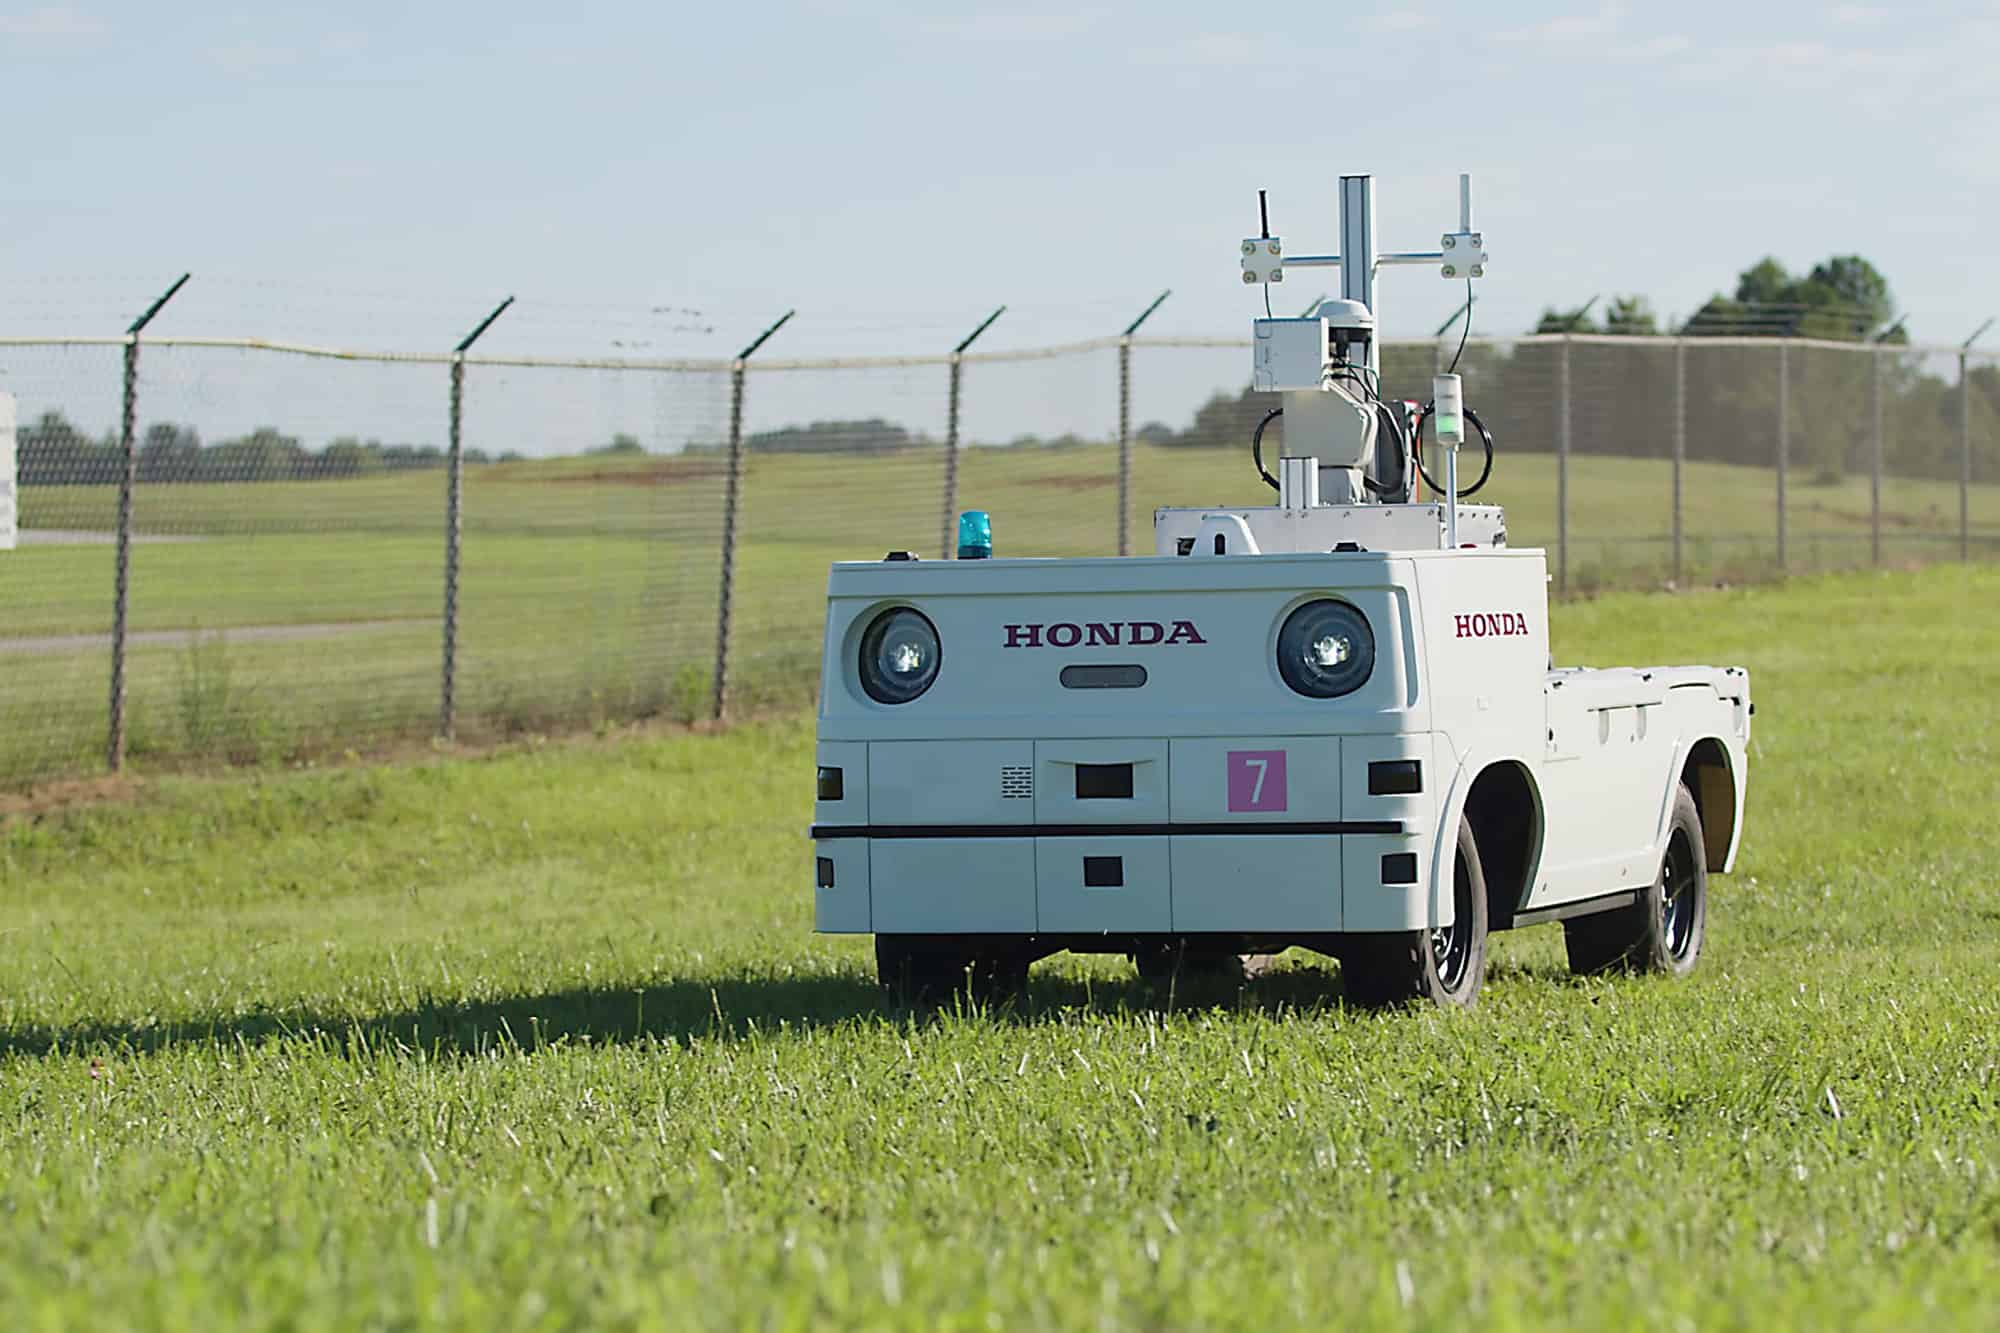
[[1227, 750, 1287, 812]]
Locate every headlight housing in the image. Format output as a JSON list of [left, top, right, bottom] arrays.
[[1276, 599, 1374, 698], [859, 608, 941, 704]]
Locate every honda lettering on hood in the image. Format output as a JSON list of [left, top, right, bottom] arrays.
[[1003, 620, 1208, 648]]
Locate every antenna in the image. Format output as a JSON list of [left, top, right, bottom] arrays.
[[1258, 189, 1270, 240]]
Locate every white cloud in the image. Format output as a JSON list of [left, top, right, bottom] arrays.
[[1830, 4, 1888, 25], [208, 41, 298, 76], [1360, 10, 1437, 32], [919, 12, 1099, 42], [1132, 31, 1265, 69], [1499, 2, 1627, 42], [0, 6, 105, 37]]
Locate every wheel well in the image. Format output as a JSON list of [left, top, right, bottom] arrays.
[[1461, 762, 1542, 930], [1681, 739, 1737, 872]]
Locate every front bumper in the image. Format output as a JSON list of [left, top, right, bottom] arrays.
[[812, 734, 1444, 936]]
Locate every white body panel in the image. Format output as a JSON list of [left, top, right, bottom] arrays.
[[811, 542, 1750, 941], [1155, 503, 1506, 557]]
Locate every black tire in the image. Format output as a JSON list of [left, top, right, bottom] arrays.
[[1341, 818, 1489, 1009], [875, 935, 1029, 1005], [1564, 783, 1708, 977]]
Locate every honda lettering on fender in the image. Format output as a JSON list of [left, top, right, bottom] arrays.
[[1454, 612, 1530, 639]]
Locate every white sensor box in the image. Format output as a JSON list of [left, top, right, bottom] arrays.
[[1252, 317, 1327, 392]]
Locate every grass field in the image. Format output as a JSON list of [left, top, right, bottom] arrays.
[[5, 443, 1998, 787], [3, 565, 1998, 1328]]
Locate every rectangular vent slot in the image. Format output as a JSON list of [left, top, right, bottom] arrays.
[[1083, 856, 1124, 888], [1060, 664, 1147, 690], [1000, 766, 1034, 799], [1381, 852, 1418, 884], [1367, 760, 1423, 796], [816, 766, 844, 801], [1075, 763, 1134, 800]]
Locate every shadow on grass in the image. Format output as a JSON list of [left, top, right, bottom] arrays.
[[0, 962, 1388, 1061]]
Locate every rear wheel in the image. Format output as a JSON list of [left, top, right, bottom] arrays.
[[1564, 783, 1708, 977], [1341, 818, 1489, 1008]]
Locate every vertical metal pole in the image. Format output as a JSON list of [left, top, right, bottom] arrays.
[[937, 306, 1005, 559], [107, 337, 138, 771], [1339, 176, 1378, 380], [942, 354, 962, 559], [1557, 337, 1570, 593], [1870, 346, 1883, 566], [441, 356, 465, 739], [105, 272, 189, 772], [1962, 351, 1973, 562], [706, 310, 793, 722], [1113, 291, 1168, 559], [1117, 338, 1132, 557], [439, 296, 512, 742], [1776, 344, 1789, 572], [1672, 338, 1685, 585], [713, 359, 747, 721]]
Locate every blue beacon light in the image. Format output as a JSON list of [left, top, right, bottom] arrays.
[[957, 510, 992, 559]]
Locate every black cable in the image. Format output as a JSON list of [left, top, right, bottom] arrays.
[[1447, 278, 1473, 375], [1263, 283, 1272, 318], [1411, 403, 1495, 497], [1361, 401, 1409, 498], [1326, 361, 1380, 402], [1252, 407, 1282, 491]]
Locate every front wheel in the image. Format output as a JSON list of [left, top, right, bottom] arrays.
[[1564, 783, 1708, 977], [1340, 818, 1489, 1009], [875, 935, 1029, 1005]]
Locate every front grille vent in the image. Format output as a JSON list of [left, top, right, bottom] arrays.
[[1000, 765, 1034, 799]]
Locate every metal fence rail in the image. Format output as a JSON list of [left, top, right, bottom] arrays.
[[2, 331, 1995, 790]]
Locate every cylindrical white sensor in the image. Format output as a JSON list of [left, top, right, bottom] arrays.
[[1432, 373, 1465, 449]]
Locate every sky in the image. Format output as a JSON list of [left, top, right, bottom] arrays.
[[4, 0, 1999, 449]]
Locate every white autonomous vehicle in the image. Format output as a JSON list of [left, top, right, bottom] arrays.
[[809, 174, 1749, 1006]]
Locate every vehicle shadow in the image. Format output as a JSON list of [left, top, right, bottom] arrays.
[[0, 963, 1375, 1062]]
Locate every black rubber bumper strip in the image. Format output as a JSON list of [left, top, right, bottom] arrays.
[[810, 821, 1402, 840]]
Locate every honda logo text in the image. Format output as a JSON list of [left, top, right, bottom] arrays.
[[1454, 611, 1530, 639], [1004, 620, 1207, 648]]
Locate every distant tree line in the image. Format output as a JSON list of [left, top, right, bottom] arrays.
[[14, 411, 525, 486], [1533, 255, 1907, 341], [1146, 254, 2000, 485]]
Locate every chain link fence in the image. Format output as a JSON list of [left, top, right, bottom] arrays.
[[3, 332, 1996, 790]]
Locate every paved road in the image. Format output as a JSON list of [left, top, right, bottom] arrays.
[[16, 529, 206, 546], [0, 618, 438, 657]]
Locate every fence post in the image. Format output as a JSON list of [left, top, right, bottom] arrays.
[[1776, 343, 1789, 572], [106, 273, 189, 773], [711, 310, 794, 722], [1117, 339, 1131, 555], [942, 354, 962, 558], [940, 306, 1005, 559], [1963, 350, 1973, 562], [1557, 336, 1570, 594], [1672, 338, 1685, 585], [1870, 345, 1883, 566], [1116, 291, 1170, 557], [439, 296, 514, 742]]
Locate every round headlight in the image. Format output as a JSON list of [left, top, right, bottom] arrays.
[[859, 608, 941, 705], [1276, 599, 1374, 698]]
